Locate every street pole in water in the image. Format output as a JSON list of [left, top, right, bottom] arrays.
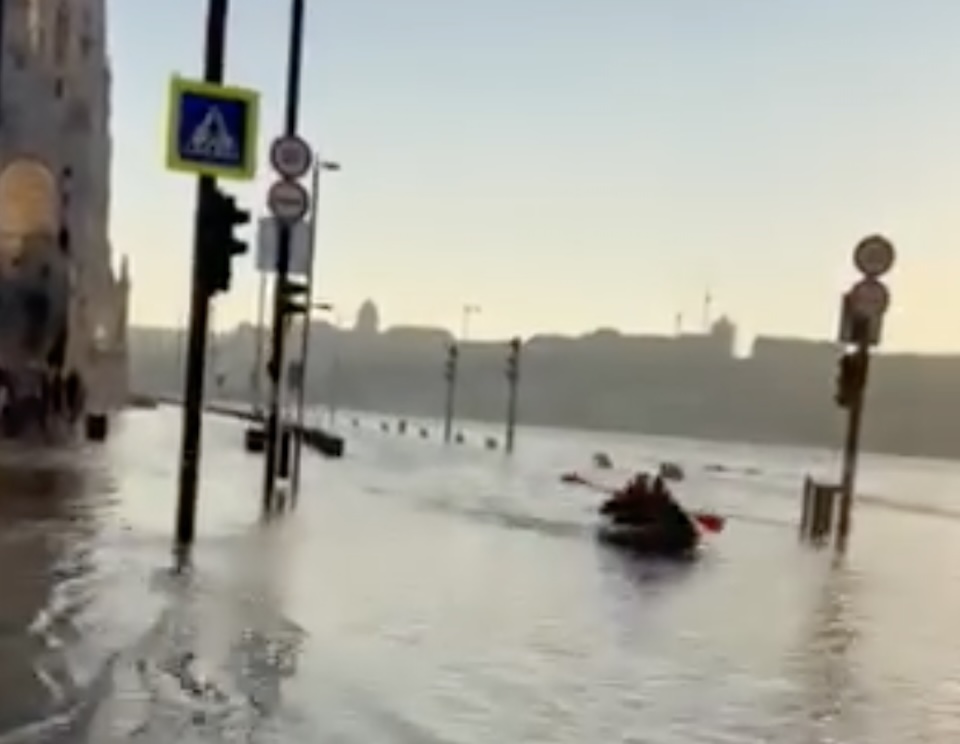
[[833, 234, 896, 552], [836, 338, 869, 550], [289, 158, 339, 499], [443, 342, 458, 443], [250, 271, 267, 415], [262, 0, 307, 511], [175, 0, 229, 557], [504, 337, 520, 454]]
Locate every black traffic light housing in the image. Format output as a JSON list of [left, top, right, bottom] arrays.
[[506, 337, 521, 381], [201, 186, 250, 295], [444, 342, 459, 381], [835, 351, 866, 409], [283, 279, 310, 316]]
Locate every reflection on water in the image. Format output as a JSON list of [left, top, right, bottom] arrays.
[[785, 560, 869, 744], [0, 431, 306, 744], [2, 409, 960, 743], [0, 451, 100, 736]]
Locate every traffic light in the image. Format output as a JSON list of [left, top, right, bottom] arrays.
[[201, 186, 250, 295], [444, 343, 459, 381], [283, 279, 310, 316], [506, 337, 521, 381], [835, 352, 866, 409]]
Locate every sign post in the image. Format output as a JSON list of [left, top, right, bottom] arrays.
[[262, 0, 311, 513], [169, 0, 259, 562], [835, 234, 895, 551]]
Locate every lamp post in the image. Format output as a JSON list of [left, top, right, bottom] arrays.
[[283, 156, 338, 503], [460, 303, 481, 342], [290, 298, 334, 499]]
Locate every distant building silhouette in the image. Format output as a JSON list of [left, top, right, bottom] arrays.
[[710, 316, 737, 358], [127, 313, 960, 460], [354, 300, 380, 335]]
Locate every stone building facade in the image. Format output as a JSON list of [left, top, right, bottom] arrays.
[[0, 0, 127, 436]]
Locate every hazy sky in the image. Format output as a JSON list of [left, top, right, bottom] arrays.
[[110, 0, 960, 351]]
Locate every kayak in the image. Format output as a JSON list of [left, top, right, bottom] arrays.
[[595, 516, 700, 559]]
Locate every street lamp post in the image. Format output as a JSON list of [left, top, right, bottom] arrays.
[[461, 304, 481, 342], [285, 157, 339, 504], [291, 296, 334, 501]]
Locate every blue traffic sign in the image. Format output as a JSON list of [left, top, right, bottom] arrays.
[[166, 76, 260, 181]]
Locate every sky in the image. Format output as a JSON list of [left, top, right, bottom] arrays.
[[109, 0, 960, 352]]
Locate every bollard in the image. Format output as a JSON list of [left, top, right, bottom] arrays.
[[821, 486, 837, 537], [811, 483, 838, 543], [85, 413, 108, 442], [801, 478, 839, 544], [277, 429, 292, 480], [811, 485, 828, 541], [799, 476, 813, 539]]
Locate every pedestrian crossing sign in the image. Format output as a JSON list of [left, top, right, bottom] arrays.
[[166, 76, 260, 180]]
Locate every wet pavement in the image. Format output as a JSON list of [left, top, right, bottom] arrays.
[[1, 408, 960, 742]]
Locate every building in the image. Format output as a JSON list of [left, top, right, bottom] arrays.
[[0, 0, 127, 438]]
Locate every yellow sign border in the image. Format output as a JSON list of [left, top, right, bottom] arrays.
[[165, 75, 260, 181]]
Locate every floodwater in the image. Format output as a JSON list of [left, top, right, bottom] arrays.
[[1, 407, 959, 743]]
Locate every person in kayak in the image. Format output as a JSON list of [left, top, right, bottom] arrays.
[[600, 472, 700, 552], [600, 472, 653, 523]]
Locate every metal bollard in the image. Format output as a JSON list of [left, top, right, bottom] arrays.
[[800, 477, 813, 539]]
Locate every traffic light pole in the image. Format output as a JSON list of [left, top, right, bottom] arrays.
[[836, 339, 870, 551], [175, 0, 228, 557], [443, 344, 458, 444], [263, 0, 307, 511], [505, 340, 520, 454]]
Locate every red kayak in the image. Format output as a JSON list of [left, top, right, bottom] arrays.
[[596, 516, 701, 559]]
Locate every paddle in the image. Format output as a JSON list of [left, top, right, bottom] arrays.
[[560, 472, 726, 534]]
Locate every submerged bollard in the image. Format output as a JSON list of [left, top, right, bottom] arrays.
[[800, 478, 839, 545], [799, 476, 814, 538]]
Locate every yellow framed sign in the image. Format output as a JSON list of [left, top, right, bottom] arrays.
[[165, 76, 260, 181]]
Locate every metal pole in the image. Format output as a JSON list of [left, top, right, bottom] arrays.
[[505, 342, 520, 454], [443, 345, 457, 444], [251, 271, 267, 415], [263, 0, 307, 511], [0, 0, 7, 129], [208, 301, 218, 396], [835, 340, 870, 551], [175, 0, 228, 556], [328, 322, 340, 426], [291, 160, 322, 500]]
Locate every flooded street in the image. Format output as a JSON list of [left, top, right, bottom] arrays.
[[2, 408, 960, 742]]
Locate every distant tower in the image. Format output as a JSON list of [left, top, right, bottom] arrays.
[[709, 316, 737, 358], [354, 300, 380, 335]]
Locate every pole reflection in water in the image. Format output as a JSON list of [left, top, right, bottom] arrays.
[[786, 562, 869, 744], [76, 525, 305, 742], [0, 453, 101, 738]]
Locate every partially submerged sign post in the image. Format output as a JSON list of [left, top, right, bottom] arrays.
[[166, 0, 262, 559], [833, 234, 896, 551]]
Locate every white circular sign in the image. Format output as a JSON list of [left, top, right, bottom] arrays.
[[853, 235, 895, 277], [269, 135, 312, 180], [849, 278, 890, 319], [267, 180, 309, 223]]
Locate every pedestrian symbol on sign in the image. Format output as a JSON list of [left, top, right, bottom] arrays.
[[184, 106, 238, 162]]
